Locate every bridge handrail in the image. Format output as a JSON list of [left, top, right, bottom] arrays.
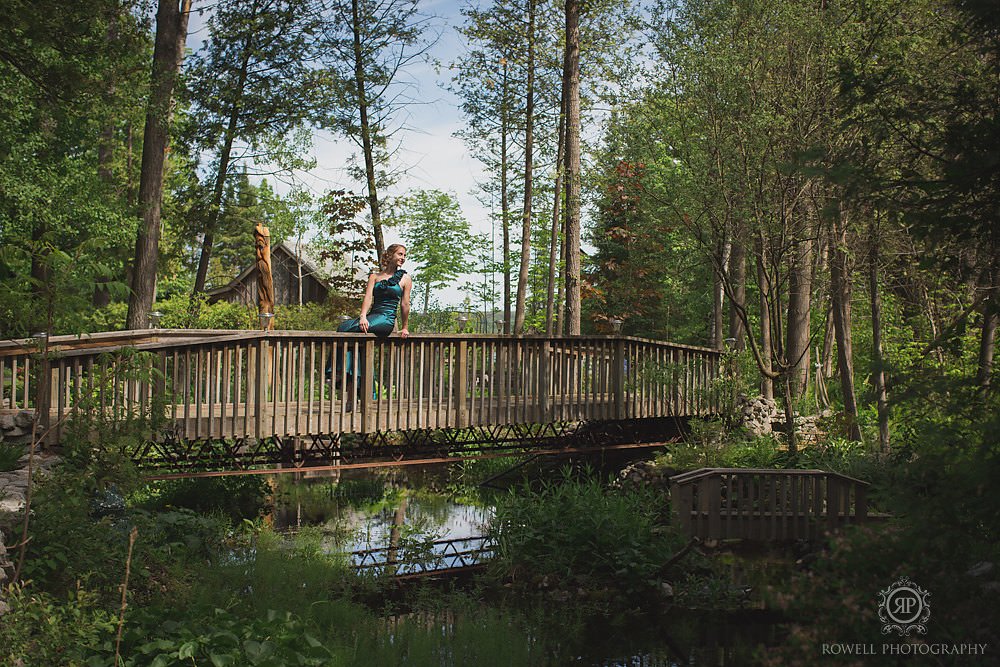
[[3, 329, 723, 446], [0, 329, 240, 357], [2, 329, 723, 358], [670, 467, 869, 487]]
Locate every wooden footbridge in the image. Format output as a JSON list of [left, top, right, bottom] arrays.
[[0, 329, 721, 470]]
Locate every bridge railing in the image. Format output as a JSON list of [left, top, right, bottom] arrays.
[[670, 468, 869, 541], [1, 330, 721, 444]]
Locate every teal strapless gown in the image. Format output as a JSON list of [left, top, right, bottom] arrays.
[[334, 269, 406, 380], [337, 269, 406, 337]]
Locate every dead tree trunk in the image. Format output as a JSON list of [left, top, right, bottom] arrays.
[[255, 223, 275, 330]]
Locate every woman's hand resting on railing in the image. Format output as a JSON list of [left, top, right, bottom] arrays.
[[359, 316, 369, 333], [399, 327, 409, 339]]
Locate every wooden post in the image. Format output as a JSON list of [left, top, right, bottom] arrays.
[[612, 337, 625, 420], [255, 223, 275, 330], [456, 339, 468, 429], [855, 481, 868, 523]]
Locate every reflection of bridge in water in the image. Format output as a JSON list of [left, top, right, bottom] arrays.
[[350, 535, 494, 579], [1, 330, 721, 470]]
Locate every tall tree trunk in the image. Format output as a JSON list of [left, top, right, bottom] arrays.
[[545, 82, 567, 336], [501, 58, 511, 334], [563, 0, 581, 335], [711, 236, 732, 350], [782, 374, 797, 454], [555, 204, 567, 335], [728, 238, 746, 350], [756, 236, 773, 400], [869, 217, 890, 453], [831, 206, 862, 441], [976, 261, 998, 393], [353, 0, 385, 259], [126, 0, 192, 330], [821, 304, 835, 379], [94, 10, 118, 309], [193, 31, 252, 295], [513, 0, 536, 335], [785, 235, 813, 399]]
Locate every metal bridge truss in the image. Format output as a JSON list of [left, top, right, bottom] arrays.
[[125, 416, 689, 471]]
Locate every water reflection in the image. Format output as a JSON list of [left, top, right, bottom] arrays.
[[269, 466, 493, 555]]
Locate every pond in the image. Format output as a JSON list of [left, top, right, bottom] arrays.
[[269, 464, 493, 555], [263, 458, 786, 666]]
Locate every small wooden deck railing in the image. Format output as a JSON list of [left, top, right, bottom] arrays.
[[0, 330, 721, 444], [670, 468, 869, 541]]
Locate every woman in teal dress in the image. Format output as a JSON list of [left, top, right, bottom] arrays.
[[334, 245, 411, 407], [337, 243, 412, 338]]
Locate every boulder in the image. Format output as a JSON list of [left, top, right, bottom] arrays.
[[13, 411, 34, 429]]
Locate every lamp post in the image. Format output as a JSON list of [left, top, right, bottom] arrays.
[[609, 317, 623, 335], [259, 312, 275, 331], [148, 311, 163, 329], [456, 315, 468, 333]]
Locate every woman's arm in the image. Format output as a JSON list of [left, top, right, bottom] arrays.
[[398, 274, 412, 338], [358, 273, 377, 333]]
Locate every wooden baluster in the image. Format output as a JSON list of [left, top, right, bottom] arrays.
[[417, 340, 426, 429], [307, 341, 315, 436], [612, 338, 625, 420], [232, 345, 241, 438], [362, 339, 375, 433], [457, 339, 468, 429], [253, 338, 265, 440]]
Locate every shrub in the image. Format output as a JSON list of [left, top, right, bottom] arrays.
[[0, 441, 23, 472], [136, 475, 272, 522], [0, 587, 117, 666], [489, 469, 689, 601]]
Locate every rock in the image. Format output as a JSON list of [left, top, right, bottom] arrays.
[[981, 582, 1000, 594], [13, 411, 34, 429], [0, 490, 26, 513], [968, 561, 995, 578], [613, 461, 672, 492], [660, 582, 674, 598], [0, 414, 14, 431], [737, 395, 777, 436]]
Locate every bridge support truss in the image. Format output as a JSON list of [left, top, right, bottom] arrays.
[[127, 416, 690, 472]]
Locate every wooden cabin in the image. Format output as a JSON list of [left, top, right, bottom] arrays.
[[206, 242, 342, 306]]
